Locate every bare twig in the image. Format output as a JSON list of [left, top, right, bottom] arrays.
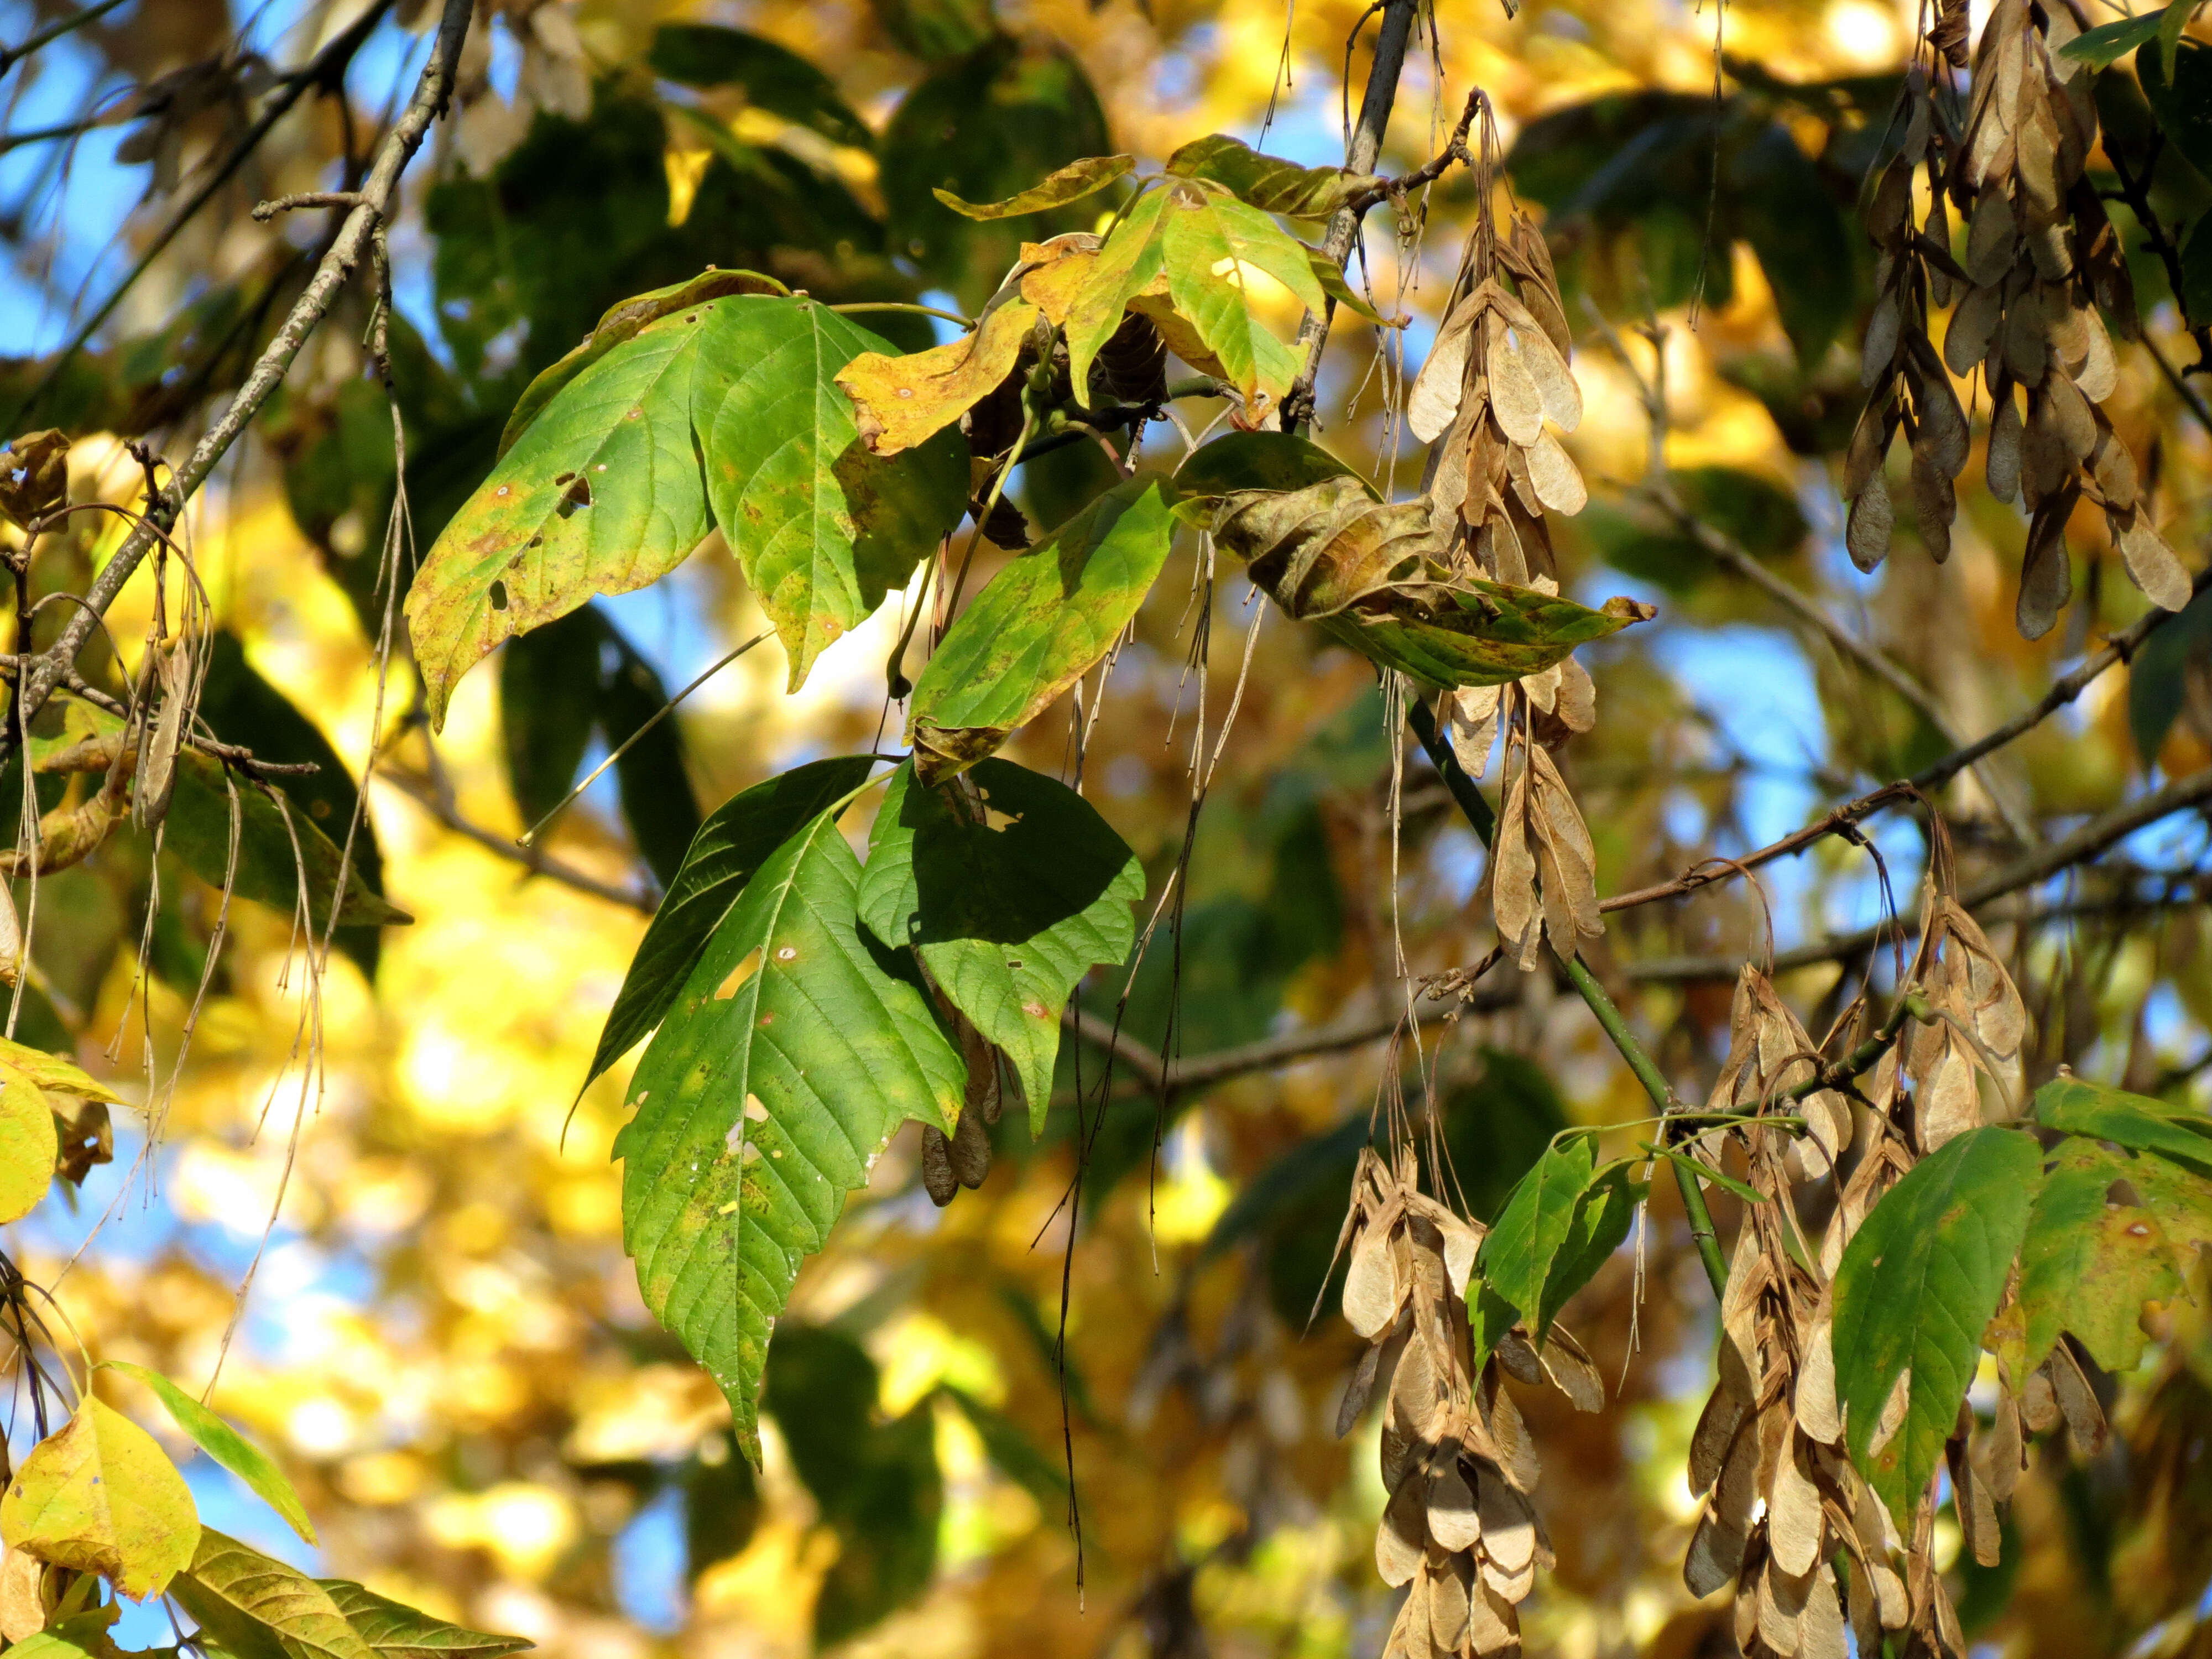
[[0, 0, 131, 78], [252, 190, 368, 221], [1627, 765, 2212, 981], [378, 769, 655, 915], [1342, 88, 1484, 214], [1599, 782, 1919, 914], [9, 0, 468, 740], [39, 673, 319, 779], [1281, 0, 1422, 430]]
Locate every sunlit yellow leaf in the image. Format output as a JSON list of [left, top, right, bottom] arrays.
[[0, 1398, 200, 1600], [0, 1062, 55, 1225]]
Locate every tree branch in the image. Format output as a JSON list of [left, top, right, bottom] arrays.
[[1625, 764, 2212, 982], [9, 0, 469, 741], [377, 769, 656, 915], [1281, 0, 1422, 430]]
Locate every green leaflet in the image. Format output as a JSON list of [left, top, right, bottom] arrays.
[[2032, 1075, 2212, 1175], [1064, 186, 1172, 403], [165, 750, 410, 932], [498, 269, 789, 459], [1535, 1163, 1645, 1342], [585, 756, 880, 1089], [316, 1580, 534, 1657], [1164, 133, 1383, 220], [2058, 4, 2167, 64], [933, 154, 1134, 219], [858, 759, 1143, 1131], [1832, 1125, 2041, 1528], [693, 299, 969, 691], [907, 476, 1178, 785], [1475, 1135, 1595, 1332], [99, 1361, 316, 1546], [614, 811, 964, 1460], [2017, 1140, 2183, 1375], [406, 306, 721, 730], [1156, 181, 1324, 411], [646, 25, 873, 148], [170, 1529, 369, 1659], [1171, 431, 1369, 508], [499, 604, 701, 888]]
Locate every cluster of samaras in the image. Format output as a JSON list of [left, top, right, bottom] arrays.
[[1336, 1147, 1603, 1659], [1849, 0, 2190, 636]]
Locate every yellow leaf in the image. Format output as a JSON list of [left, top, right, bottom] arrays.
[[836, 299, 1038, 457], [1, 1398, 201, 1600], [0, 1037, 122, 1105], [1017, 238, 1101, 326], [0, 1062, 54, 1225]]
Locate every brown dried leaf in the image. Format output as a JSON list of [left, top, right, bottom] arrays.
[[1965, 190, 2017, 285], [1486, 318, 1545, 447], [1988, 382, 2024, 503], [1522, 430, 1586, 515], [2113, 507, 2193, 611], [1846, 470, 1894, 573], [2017, 477, 2077, 639], [1770, 1433, 1828, 1576]]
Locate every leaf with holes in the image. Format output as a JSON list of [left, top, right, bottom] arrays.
[[907, 476, 1177, 785], [318, 1579, 534, 1657], [98, 1363, 315, 1546], [406, 304, 725, 729], [2017, 1140, 2185, 1375], [693, 298, 969, 691], [859, 759, 1142, 1131], [1833, 1125, 2040, 1527], [169, 1528, 368, 1659], [614, 810, 964, 1460], [932, 154, 1134, 219], [586, 757, 880, 1089], [1164, 133, 1383, 219], [1156, 180, 1324, 412], [0, 1398, 199, 1600]]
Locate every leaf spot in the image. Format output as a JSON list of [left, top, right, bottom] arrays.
[[744, 1095, 769, 1123], [775, 946, 797, 962], [1022, 1000, 1048, 1019]]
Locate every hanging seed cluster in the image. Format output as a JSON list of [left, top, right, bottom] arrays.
[[1408, 190, 1606, 971], [1848, 3, 2190, 638], [1335, 1148, 1602, 1658], [1683, 871, 2105, 1659]]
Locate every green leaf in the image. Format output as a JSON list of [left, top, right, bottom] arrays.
[[2138, 38, 2212, 184], [97, 1362, 315, 1547], [5, 1636, 96, 1658], [614, 811, 964, 1460], [1833, 1125, 2041, 1528], [1313, 582, 1649, 688], [1063, 186, 1172, 399], [1164, 133, 1383, 219], [165, 751, 410, 931], [586, 757, 879, 1089], [933, 154, 1134, 219], [316, 1580, 534, 1658], [907, 476, 1177, 785], [0, 1060, 55, 1224], [1731, 122, 1855, 366], [880, 38, 1114, 306], [2033, 1074, 2212, 1174], [692, 298, 969, 691], [498, 270, 790, 460], [2163, 0, 2197, 76], [2060, 4, 2169, 64], [2128, 584, 2212, 762], [1308, 246, 1391, 325], [406, 306, 723, 729], [761, 1326, 941, 1643], [170, 1529, 368, 1659], [859, 759, 1142, 1130], [0, 1397, 201, 1600], [1156, 180, 1323, 411], [1476, 1135, 1597, 1327], [2017, 1141, 2183, 1375], [1172, 431, 1368, 504], [647, 25, 873, 148], [1535, 1163, 1644, 1341]]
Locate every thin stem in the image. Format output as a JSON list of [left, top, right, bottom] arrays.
[[0, 0, 131, 77], [828, 301, 976, 329], [1406, 697, 1730, 1297]]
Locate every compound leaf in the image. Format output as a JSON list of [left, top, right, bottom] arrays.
[[614, 811, 964, 1460]]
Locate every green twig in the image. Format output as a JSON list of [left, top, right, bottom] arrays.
[[828, 301, 976, 330], [1407, 696, 1730, 1298]]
